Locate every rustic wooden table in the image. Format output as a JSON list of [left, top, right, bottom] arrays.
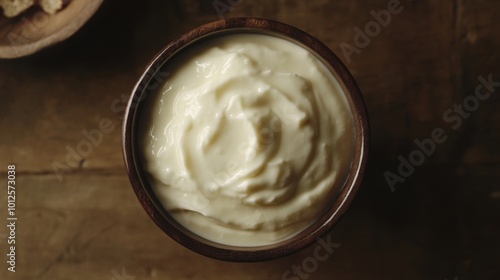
[[1, 0, 499, 279]]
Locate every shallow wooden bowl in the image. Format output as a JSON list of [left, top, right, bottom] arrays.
[[0, 0, 103, 59], [123, 18, 370, 262]]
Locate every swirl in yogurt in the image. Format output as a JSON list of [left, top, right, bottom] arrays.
[[139, 33, 354, 246]]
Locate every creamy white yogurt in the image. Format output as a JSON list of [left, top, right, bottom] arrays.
[[138, 33, 354, 246]]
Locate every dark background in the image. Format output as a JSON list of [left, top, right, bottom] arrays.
[[1, 0, 499, 279]]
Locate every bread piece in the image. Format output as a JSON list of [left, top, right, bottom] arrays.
[[38, 0, 63, 14], [0, 0, 35, 17]]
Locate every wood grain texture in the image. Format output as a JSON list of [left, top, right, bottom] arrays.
[[0, 0, 499, 279]]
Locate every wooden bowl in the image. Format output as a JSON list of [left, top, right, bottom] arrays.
[[123, 18, 369, 262], [0, 0, 103, 59]]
